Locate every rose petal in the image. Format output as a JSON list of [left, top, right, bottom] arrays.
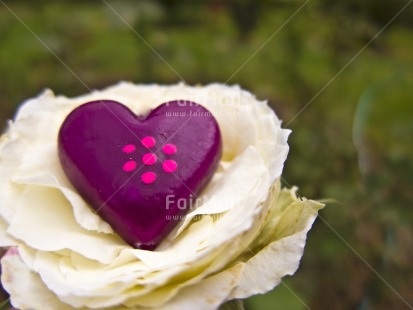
[[230, 188, 324, 299], [170, 146, 269, 237], [156, 263, 244, 310], [8, 185, 126, 263], [0, 216, 15, 246], [1, 248, 76, 310], [12, 173, 113, 234]]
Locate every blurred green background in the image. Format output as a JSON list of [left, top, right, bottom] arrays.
[[1, 0, 413, 309]]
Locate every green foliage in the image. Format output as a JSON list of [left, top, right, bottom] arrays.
[[220, 299, 245, 310], [0, 298, 10, 310], [1, 0, 413, 309]]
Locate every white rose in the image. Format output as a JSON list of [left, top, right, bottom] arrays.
[[0, 82, 323, 310]]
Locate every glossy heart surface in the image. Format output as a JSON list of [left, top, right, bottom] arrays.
[[58, 100, 222, 250]]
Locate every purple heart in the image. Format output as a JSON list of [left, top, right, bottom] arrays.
[[58, 100, 222, 250]]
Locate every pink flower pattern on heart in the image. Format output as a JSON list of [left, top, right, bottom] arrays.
[[121, 136, 178, 184]]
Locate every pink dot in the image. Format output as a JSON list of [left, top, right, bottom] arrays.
[[141, 171, 156, 184], [123, 160, 137, 172], [122, 144, 136, 154], [162, 160, 178, 173], [142, 153, 157, 165], [163, 144, 177, 155], [141, 136, 156, 148]]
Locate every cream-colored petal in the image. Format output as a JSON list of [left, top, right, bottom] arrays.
[[158, 263, 244, 310], [8, 185, 126, 264], [17, 247, 151, 309], [171, 146, 268, 237], [1, 247, 78, 310], [230, 190, 324, 299], [13, 173, 112, 234], [0, 217, 16, 246]]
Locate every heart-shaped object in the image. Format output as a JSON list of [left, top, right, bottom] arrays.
[[58, 100, 222, 250]]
